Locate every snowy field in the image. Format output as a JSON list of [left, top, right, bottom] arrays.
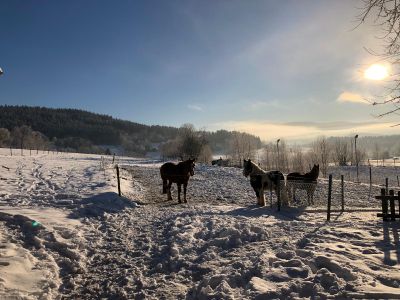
[[0, 149, 400, 299]]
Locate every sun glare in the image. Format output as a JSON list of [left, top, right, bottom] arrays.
[[364, 64, 389, 80]]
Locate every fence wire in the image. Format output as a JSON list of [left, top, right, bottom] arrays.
[[284, 176, 400, 210], [101, 160, 400, 211], [327, 165, 400, 187]]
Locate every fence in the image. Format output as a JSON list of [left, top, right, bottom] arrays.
[[327, 165, 400, 187], [99, 156, 135, 199], [104, 158, 400, 221], [273, 171, 400, 221], [376, 189, 400, 221]]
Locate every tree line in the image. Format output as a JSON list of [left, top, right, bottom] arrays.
[[0, 106, 263, 157], [258, 136, 399, 177]]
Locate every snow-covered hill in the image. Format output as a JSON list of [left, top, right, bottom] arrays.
[[0, 149, 399, 299]]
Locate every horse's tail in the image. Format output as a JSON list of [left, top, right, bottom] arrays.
[[162, 179, 167, 194]]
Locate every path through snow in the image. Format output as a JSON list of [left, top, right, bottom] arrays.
[[0, 150, 399, 299]]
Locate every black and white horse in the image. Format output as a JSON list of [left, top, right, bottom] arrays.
[[287, 164, 319, 205], [243, 159, 288, 206]]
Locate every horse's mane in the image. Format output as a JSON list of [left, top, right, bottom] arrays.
[[248, 161, 267, 175], [306, 164, 319, 179], [289, 164, 319, 181]]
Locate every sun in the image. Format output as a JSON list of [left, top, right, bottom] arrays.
[[364, 64, 389, 80]]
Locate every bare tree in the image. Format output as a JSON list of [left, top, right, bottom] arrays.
[[228, 132, 259, 167], [358, 1, 400, 123], [178, 123, 204, 160], [11, 125, 33, 155], [198, 144, 213, 164], [160, 124, 209, 161], [261, 143, 274, 170], [160, 139, 180, 160], [289, 145, 305, 173], [373, 142, 381, 165], [332, 137, 350, 166], [0, 128, 10, 147], [31, 131, 49, 154], [311, 136, 331, 177]]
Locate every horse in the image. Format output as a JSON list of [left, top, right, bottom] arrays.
[[211, 158, 230, 167], [243, 159, 288, 207], [160, 159, 195, 203], [287, 164, 319, 205]]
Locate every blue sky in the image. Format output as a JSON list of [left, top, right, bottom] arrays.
[[0, 0, 398, 141]]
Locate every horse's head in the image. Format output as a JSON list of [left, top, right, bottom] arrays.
[[243, 159, 253, 177], [187, 158, 196, 176], [311, 164, 320, 179]]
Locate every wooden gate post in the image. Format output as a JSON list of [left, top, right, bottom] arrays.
[[389, 190, 396, 221], [327, 174, 332, 221], [116, 165, 121, 197], [398, 191, 400, 218]]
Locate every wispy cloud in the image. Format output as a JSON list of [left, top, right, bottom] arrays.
[[248, 100, 283, 110], [187, 104, 203, 111], [208, 120, 398, 142], [337, 92, 369, 105]]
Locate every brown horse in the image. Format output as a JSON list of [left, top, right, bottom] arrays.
[[160, 159, 195, 203], [287, 164, 319, 205]]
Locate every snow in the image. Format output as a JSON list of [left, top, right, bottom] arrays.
[[0, 148, 400, 299]]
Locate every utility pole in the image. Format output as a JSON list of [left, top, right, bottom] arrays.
[[355, 134, 359, 182], [276, 139, 280, 170]]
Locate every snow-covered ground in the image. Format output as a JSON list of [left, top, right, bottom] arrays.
[[0, 149, 399, 299]]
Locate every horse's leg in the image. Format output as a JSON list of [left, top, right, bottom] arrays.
[[162, 179, 167, 194], [260, 187, 265, 206], [167, 181, 173, 200], [183, 182, 188, 203], [177, 183, 182, 203], [255, 190, 260, 205], [269, 186, 273, 208]]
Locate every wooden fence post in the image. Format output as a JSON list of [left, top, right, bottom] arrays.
[[277, 180, 281, 211], [369, 166, 372, 187], [341, 175, 344, 212], [385, 178, 389, 194], [397, 175, 399, 187], [112, 154, 115, 164], [381, 188, 388, 221], [327, 174, 332, 221], [398, 192, 400, 219], [116, 165, 121, 197]]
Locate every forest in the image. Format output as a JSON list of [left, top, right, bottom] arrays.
[[0, 105, 262, 157]]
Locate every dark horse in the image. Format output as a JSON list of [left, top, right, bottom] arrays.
[[243, 159, 288, 206], [287, 164, 319, 205], [160, 159, 195, 203]]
